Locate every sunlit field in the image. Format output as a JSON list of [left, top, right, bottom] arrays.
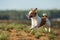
[[0, 20, 60, 40], [0, 0, 60, 40]]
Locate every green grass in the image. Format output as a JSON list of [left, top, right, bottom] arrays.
[[0, 22, 60, 40], [0, 31, 9, 40], [48, 33, 55, 40]]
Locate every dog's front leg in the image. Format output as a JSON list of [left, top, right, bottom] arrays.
[[30, 24, 36, 30], [30, 19, 37, 29]]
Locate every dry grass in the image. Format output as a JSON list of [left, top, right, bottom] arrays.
[[0, 21, 60, 40]]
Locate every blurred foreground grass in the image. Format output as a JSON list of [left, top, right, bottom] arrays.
[[0, 22, 60, 40]]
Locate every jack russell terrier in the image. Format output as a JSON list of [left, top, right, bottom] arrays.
[[26, 8, 51, 32]]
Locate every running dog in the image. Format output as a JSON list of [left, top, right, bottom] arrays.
[[26, 8, 51, 32]]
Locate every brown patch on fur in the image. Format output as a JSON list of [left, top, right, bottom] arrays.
[[39, 17, 46, 27], [29, 8, 37, 18], [29, 12, 36, 18]]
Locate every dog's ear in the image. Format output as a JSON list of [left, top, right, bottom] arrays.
[[33, 8, 37, 13]]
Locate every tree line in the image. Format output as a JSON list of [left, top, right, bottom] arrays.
[[0, 9, 60, 20]]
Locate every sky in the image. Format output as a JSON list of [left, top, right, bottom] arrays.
[[0, 0, 60, 10]]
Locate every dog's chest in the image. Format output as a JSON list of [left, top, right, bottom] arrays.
[[31, 17, 47, 27], [31, 17, 41, 26]]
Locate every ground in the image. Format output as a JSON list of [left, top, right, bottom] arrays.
[[8, 28, 60, 40], [0, 20, 60, 40]]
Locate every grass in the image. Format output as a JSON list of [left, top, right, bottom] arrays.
[[48, 33, 55, 40], [0, 31, 9, 40], [0, 22, 60, 40]]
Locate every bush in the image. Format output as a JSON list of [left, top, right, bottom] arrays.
[[48, 33, 55, 40], [0, 23, 7, 30], [0, 31, 9, 40], [31, 28, 43, 39]]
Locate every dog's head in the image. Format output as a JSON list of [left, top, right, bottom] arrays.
[[26, 8, 37, 19]]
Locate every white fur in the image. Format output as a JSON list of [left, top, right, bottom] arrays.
[[28, 10, 51, 32], [30, 14, 41, 29]]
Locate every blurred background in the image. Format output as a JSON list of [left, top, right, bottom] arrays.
[[0, 0, 60, 26], [0, 0, 60, 40], [0, 0, 60, 19]]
